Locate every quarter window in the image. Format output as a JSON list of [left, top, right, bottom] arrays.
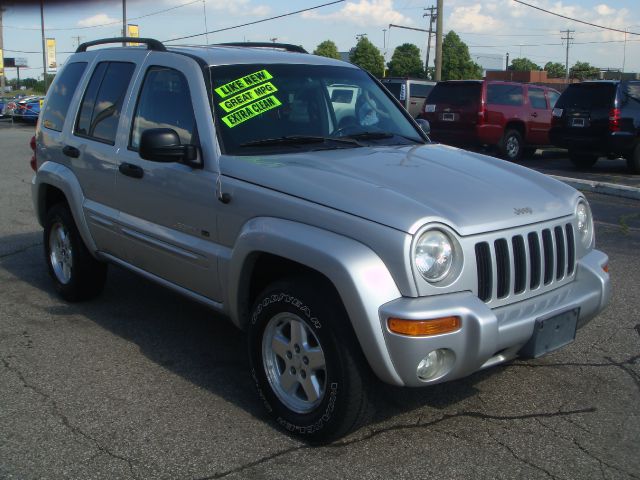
[[527, 88, 547, 109], [130, 66, 197, 150], [410, 83, 433, 98], [41, 62, 87, 132], [75, 62, 135, 144], [487, 84, 524, 106]]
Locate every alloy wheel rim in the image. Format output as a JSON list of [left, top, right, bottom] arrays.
[[49, 222, 73, 284], [506, 136, 519, 158], [262, 312, 327, 414]]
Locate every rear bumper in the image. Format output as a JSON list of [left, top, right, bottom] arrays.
[[550, 130, 636, 155], [377, 249, 610, 387]]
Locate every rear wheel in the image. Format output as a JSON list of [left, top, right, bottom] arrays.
[[248, 278, 371, 443], [569, 150, 599, 170], [499, 129, 524, 161], [627, 143, 640, 174], [44, 203, 107, 301]]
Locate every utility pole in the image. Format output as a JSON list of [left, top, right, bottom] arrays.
[[423, 5, 436, 78], [505, 52, 509, 70], [72, 35, 83, 50], [0, 6, 5, 95], [561, 29, 574, 83], [434, 0, 443, 81], [40, 0, 47, 93]]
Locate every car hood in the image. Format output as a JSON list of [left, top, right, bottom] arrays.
[[221, 143, 580, 236]]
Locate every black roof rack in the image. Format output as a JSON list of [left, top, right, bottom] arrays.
[[76, 37, 166, 53], [215, 42, 307, 54]]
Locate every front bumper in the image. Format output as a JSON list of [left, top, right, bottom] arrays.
[[378, 249, 610, 387]]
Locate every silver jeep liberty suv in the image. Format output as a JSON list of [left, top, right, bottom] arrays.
[[31, 38, 610, 443]]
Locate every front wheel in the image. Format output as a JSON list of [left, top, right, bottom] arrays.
[[499, 129, 524, 161], [248, 279, 371, 443]]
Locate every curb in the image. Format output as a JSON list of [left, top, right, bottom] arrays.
[[550, 175, 640, 201]]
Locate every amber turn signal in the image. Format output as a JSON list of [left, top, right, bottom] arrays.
[[388, 316, 461, 337], [602, 264, 609, 273]]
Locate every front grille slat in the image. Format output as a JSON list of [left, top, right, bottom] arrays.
[[475, 221, 578, 305]]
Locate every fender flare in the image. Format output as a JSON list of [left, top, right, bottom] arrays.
[[32, 161, 98, 254], [226, 217, 404, 385]]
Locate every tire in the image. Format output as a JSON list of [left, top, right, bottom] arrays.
[[522, 147, 537, 159], [44, 203, 107, 302], [627, 143, 640, 174], [499, 129, 524, 161], [248, 278, 371, 443], [569, 150, 599, 170]]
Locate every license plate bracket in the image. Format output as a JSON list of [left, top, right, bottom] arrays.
[[442, 112, 455, 121], [520, 308, 579, 358], [571, 117, 586, 127]]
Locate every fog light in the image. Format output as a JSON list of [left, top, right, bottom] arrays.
[[416, 348, 454, 381]]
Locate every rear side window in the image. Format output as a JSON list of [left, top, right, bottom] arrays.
[[130, 66, 197, 150], [548, 91, 560, 108], [527, 88, 547, 109], [487, 84, 523, 106], [41, 62, 87, 132], [427, 83, 481, 107], [410, 83, 433, 98], [75, 61, 135, 144], [555, 83, 616, 109]]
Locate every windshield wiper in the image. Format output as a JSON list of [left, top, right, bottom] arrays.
[[240, 135, 361, 148], [343, 131, 423, 144]]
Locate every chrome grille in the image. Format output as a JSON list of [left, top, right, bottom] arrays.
[[475, 223, 576, 303]]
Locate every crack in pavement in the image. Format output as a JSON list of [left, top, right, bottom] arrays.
[[1, 356, 139, 479], [195, 407, 596, 479], [0, 242, 42, 260], [493, 436, 557, 479]]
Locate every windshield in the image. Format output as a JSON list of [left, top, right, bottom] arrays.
[[209, 64, 424, 155]]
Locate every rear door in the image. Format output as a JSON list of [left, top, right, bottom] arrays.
[[114, 52, 223, 301], [526, 86, 550, 144]]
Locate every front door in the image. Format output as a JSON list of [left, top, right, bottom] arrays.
[[527, 87, 550, 145]]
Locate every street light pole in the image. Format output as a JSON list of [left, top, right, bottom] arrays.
[[122, 0, 127, 46]]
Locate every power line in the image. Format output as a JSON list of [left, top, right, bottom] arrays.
[[163, 0, 345, 43], [512, 0, 640, 36]]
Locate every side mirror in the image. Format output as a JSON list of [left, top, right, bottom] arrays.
[[415, 118, 431, 135], [139, 128, 201, 168]]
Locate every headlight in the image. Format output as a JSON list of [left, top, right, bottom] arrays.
[[576, 200, 594, 248], [414, 229, 454, 282]]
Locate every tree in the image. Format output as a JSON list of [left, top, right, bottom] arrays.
[[387, 43, 424, 77], [509, 57, 540, 71], [570, 61, 599, 80], [349, 37, 385, 78], [314, 40, 341, 60], [441, 31, 483, 81], [544, 61, 566, 78]]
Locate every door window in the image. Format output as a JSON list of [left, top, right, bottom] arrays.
[[41, 62, 87, 132], [487, 84, 524, 106], [75, 62, 135, 144], [527, 88, 547, 109], [130, 66, 197, 150]]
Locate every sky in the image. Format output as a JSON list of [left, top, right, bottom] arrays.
[[1, 0, 639, 81]]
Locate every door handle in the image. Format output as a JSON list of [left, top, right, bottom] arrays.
[[119, 162, 144, 179], [62, 145, 80, 158], [531, 112, 538, 117]]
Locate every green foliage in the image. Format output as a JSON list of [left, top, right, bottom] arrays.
[[509, 57, 541, 71], [349, 37, 385, 78], [387, 43, 424, 77], [544, 61, 566, 78], [313, 40, 341, 60], [441, 31, 483, 80], [570, 61, 600, 80]]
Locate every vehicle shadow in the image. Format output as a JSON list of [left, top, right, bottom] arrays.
[[0, 230, 494, 442]]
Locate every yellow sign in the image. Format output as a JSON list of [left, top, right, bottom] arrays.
[[127, 24, 140, 46], [215, 70, 273, 98], [219, 82, 278, 113], [46, 38, 57, 70], [39, 99, 44, 108], [221, 95, 282, 128]]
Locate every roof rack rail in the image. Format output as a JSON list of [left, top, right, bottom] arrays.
[[215, 42, 307, 54], [76, 37, 166, 53]]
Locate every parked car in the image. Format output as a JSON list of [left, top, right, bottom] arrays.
[[549, 80, 640, 173], [419, 80, 560, 161], [31, 38, 609, 443], [13, 96, 43, 122], [380, 77, 436, 118]]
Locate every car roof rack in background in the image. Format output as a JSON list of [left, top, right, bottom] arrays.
[[76, 37, 166, 53], [215, 42, 307, 54]]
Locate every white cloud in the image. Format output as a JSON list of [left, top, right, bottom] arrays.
[[201, 0, 270, 16], [77, 14, 120, 27], [595, 4, 615, 16], [302, 0, 412, 27], [447, 5, 503, 33]]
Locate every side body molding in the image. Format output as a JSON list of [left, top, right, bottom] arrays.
[[226, 217, 404, 385], [32, 161, 98, 255]]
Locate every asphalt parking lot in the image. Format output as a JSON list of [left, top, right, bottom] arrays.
[[1, 118, 639, 479]]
